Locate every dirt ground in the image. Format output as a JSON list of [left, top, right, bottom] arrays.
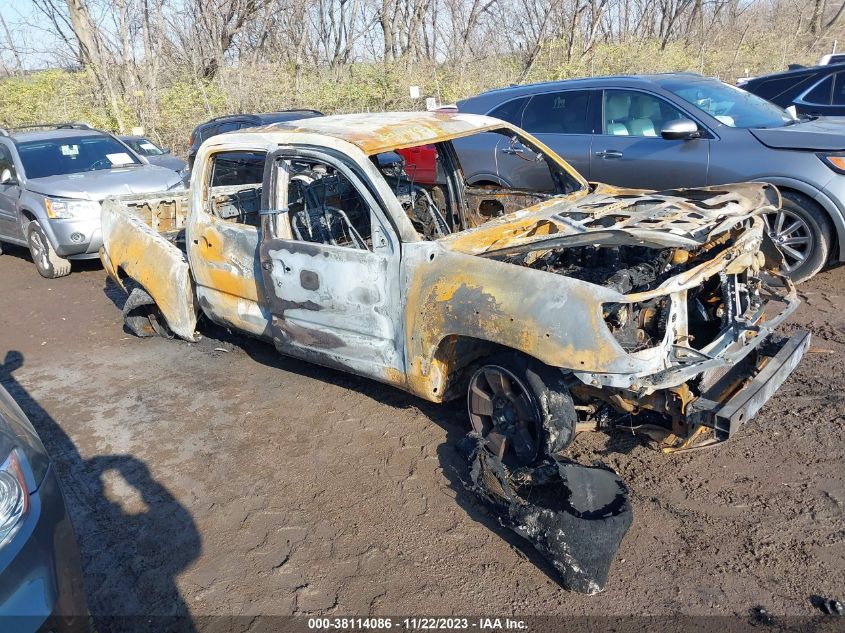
[[1, 243, 844, 624]]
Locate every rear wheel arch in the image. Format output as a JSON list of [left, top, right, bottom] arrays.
[[121, 278, 174, 339]]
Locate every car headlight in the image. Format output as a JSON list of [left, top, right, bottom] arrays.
[[817, 153, 845, 174], [0, 451, 29, 548], [45, 198, 100, 219]]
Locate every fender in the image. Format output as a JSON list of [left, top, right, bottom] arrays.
[[100, 196, 199, 341]]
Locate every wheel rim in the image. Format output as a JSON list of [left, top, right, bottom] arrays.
[[468, 365, 541, 467], [28, 229, 49, 269], [763, 208, 814, 273]]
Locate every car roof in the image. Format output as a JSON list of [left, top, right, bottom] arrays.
[[744, 62, 845, 85], [197, 110, 322, 129], [457, 72, 707, 110], [226, 111, 508, 155], [10, 128, 110, 143]]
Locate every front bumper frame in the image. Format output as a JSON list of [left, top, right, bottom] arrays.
[[688, 329, 811, 441]]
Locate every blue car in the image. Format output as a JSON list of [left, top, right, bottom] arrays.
[[0, 383, 88, 632]]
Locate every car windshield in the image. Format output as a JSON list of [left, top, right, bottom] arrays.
[[123, 138, 165, 156], [662, 78, 795, 129], [16, 135, 142, 178]]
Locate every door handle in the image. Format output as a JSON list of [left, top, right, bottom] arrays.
[[595, 149, 624, 159]]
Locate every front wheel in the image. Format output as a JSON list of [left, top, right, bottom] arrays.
[[764, 191, 833, 283], [27, 221, 71, 278], [467, 353, 577, 468]]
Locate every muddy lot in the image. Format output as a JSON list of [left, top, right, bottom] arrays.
[[1, 243, 844, 623]]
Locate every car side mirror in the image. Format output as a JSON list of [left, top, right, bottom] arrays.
[[0, 168, 16, 185], [163, 148, 172, 154], [661, 119, 700, 140]]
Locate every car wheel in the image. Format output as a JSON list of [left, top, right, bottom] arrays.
[[467, 352, 577, 467], [764, 191, 832, 283], [26, 221, 71, 278], [122, 286, 173, 338]]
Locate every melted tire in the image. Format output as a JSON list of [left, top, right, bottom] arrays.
[[122, 286, 172, 338], [468, 352, 577, 465]]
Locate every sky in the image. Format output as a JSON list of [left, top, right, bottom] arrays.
[[2, 0, 70, 70]]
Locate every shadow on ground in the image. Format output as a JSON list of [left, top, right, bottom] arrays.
[[191, 319, 568, 584], [0, 350, 201, 633]]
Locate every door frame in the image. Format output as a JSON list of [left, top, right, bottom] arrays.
[[257, 145, 406, 381]]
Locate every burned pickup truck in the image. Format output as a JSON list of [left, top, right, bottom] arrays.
[[99, 111, 808, 590], [100, 111, 807, 457]]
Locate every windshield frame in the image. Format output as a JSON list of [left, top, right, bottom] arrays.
[[15, 134, 144, 179], [659, 77, 795, 130]]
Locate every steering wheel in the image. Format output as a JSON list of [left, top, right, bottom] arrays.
[[87, 158, 112, 171]]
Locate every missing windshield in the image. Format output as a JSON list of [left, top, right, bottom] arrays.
[[368, 127, 585, 239]]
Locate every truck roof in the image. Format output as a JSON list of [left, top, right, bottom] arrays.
[[254, 111, 504, 155]]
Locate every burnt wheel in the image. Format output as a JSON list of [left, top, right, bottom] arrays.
[[122, 285, 173, 339], [467, 353, 577, 467]]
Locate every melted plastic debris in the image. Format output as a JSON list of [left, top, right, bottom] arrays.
[[460, 434, 632, 594]]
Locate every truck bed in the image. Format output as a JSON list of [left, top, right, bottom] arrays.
[[100, 188, 197, 340], [108, 189, 192, 252]]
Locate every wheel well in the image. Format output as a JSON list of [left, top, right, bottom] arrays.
[[20, 209, 36, 224], [432, 335, 549, 401], [467, 176, 508, 188]]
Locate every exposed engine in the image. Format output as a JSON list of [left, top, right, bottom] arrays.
[[502, 234, 757, 354]]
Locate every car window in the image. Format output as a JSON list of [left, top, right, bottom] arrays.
[[207, 150, 266, 227], [602, 90, 687, 137], [125, 138, 165, 156], [662, 78, 793, 128], [832, 74, 845, 106], [0, 144, 17, 180], [488, 97, 529, 126], [16, 135, 142, 178], [286, 159, 373, 251], [522, 91, 591, 134], [805, 75, 834, 105], [208, 122, 239, 138]]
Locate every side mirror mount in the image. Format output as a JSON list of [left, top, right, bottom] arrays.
[[661, 119, 701, 140], [162, 148, 172, 154], [0, 168, 16, 185]]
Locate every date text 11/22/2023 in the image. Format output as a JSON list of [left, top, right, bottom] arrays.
[[307, 617, 528, 630]]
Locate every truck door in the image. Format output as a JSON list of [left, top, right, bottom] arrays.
[[257, 148, 404, 382], [187, 148, 270, 337]]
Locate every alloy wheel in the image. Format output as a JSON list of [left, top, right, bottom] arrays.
[[468, 365, 541, 467], [28, 229, 49, 270], [763, 208, 814, 273]]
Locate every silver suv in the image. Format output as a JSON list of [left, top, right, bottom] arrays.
[[457, 73, 845, 282], [0, 123, 182, 278]]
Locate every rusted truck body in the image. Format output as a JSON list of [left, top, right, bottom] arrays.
[[100, 112, 808, 460]]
